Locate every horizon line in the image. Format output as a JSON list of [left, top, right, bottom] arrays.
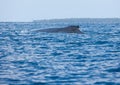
[[0, 17, 120, 22]]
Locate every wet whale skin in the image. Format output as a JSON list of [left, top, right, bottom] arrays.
[[38, 26, 82, 33]]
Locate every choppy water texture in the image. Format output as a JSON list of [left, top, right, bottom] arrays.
[[0, 19, 120, 85]]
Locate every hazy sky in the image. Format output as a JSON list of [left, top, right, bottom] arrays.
[[0, 0, 120, 21]]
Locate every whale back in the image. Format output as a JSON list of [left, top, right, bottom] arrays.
[[38, 25, 82, 33], [62, 26, 81, 33]]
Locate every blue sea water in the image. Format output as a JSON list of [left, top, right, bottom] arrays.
[[0, 18, 120, 85]]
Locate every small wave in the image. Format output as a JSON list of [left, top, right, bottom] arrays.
[[106, 67, 120, 72], [94, 81, 120, 85]]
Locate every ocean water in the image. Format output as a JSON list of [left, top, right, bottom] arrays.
[[0, 18, 120, 85]]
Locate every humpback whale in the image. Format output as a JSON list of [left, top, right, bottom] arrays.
[[37, 25, 83, 34]]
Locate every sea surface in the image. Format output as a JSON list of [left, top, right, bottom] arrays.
[[0, 18, 120, 85]]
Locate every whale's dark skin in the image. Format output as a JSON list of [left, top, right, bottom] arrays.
[[37, 25, 83, 34]]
